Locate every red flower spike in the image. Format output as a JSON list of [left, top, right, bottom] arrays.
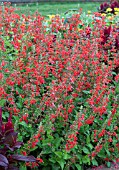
[[85, 116, 95, 125], [36, 158, 43, 163]]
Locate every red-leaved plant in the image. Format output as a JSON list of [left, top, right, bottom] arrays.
[[0, 107, 38, 170]]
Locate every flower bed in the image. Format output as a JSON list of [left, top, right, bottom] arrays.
[[0, 2, 119, 170]]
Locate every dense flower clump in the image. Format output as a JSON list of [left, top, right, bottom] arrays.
[[0, 3, 119, 170]]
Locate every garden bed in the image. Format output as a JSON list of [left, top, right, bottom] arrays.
[[0, 1, 119, 170]]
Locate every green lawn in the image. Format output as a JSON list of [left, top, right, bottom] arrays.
[[14, 2, 101, 16]]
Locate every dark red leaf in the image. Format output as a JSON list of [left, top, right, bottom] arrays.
[[3, 132, 17, 146], [0, 154, 9, 167], [14, 141, 23, 149], [5, 121, 14, 134], [8, 164, 19, 170], [6, 142, 23, 151], [0, 107, 2, 128], [12, 154, 36, 162]]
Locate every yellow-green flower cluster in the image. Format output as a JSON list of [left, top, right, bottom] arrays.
[[106, 8, 112, 13], [47, 15, 55, 21], [101, 13, 106, 17], [105, 7, 119, 15], [114, 8, 119, 12], [114, 7, 119, 15], [87, 10, 91, 14]]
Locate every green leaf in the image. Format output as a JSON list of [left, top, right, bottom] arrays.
[[57, 160, 65, 170], [112, 71, 117, 76], [77, 154, 81, 160], [17, 102, 22, 109], [92, 159, 98, 166], [2, 112, 9, 119], [82, 156, 90, 164], [20, 165, 27, 170], [87, 143, 93, 150], [13, 115, 19, 121], [106, 150, 111, 157], [106, 162, 111, 168], [19, 121, 27, 127], [47, 135, 54, 140], [75, 164, 82, 170], [65, 95, 72, 100], [49, 158, 56, 163], [86, 136, 90, 144], [83, 90, 90, 94], [18, 134, 23, 141], [42, 167, 51, 170], [54, 137, 62, 148], [82, 147, 90, 154], [30, 146, 38, 152], [98, 149, 106, 158], [51, 164, 60, 170], [0, 99, 6, 107], [16, 86, 23, 93], [54, 151, 62, 158], [63, 152, 71, 160], [112, 138, 117, 145]]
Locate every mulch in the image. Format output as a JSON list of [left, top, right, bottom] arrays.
[[87, 162, 119, 170]]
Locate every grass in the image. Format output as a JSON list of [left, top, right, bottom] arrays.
[[13, 2, 101, 16]]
